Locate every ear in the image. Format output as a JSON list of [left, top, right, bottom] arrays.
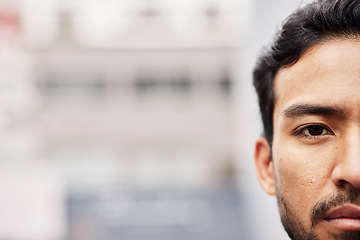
[[254, 137, 276, 195]]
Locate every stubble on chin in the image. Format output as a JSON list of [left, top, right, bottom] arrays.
[[277, 193, 320, 240], [277, 187, 360, 240]]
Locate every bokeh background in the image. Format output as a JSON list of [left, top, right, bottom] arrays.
[[0, 0, 309, 239]]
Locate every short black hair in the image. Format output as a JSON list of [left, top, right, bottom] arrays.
[[253, 0, 360, 144]]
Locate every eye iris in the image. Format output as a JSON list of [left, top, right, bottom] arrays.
[[308, 125, 324, 135]]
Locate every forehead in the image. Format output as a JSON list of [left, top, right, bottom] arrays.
[[273, 38, 360, 119]]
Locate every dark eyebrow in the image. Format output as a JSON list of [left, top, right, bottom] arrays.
[[282, 104, 347, 119]]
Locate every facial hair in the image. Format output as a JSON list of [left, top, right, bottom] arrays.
[[277, 187, 360, 240]]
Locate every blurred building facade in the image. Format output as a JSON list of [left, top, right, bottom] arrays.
[[0, 0, 251, 240], [27, 0, 249, 192]]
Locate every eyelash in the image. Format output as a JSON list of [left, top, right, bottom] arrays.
[[294, 123, 334, 139]]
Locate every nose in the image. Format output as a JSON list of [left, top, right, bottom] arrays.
[[331, 129, 360, 189]]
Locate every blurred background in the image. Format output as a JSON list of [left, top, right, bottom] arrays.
[[0, 0, 308, 239]]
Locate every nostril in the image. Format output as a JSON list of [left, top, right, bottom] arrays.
[[338, 179, 348, 186], [336, 179, 360, 190], [331, 164, 360, 189]]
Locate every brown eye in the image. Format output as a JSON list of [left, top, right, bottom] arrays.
[[307, 125, 324, 135], [294, 124, 334, 138]]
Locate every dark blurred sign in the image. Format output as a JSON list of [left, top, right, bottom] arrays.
[[69, 188, 249, 240]]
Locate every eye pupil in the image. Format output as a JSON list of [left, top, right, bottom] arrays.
[[308, 125, 324, 135]]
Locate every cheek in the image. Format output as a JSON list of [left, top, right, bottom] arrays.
[[273, 147, 333, 213], [274, 142, 333, 192], [274, 157, 324, 227], [277, 158, 323, 191]]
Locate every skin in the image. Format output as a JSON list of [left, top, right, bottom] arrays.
[[255, 38, 360, 240]]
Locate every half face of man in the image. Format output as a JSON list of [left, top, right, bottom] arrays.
[[255, 38, 360, 240]]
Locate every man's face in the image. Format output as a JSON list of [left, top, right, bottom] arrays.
[[255, 38, 360, 240]]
